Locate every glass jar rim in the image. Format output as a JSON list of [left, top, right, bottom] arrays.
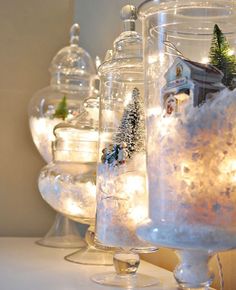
[[138, 0, 236, 19]]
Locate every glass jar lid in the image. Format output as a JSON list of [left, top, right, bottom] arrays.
[[49, 23, 96, 90], [99, 5, 142, 76], [51, 96, 99, 163]]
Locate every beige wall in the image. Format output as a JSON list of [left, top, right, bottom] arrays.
[[0, 0, 235, 289], [74, 0, 142, 59], [0, 0, 74, 236]]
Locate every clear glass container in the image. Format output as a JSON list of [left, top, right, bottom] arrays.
[[29, 23, 96, 249], [137, 0, 236, 288], [35, 212, 86, 249], [29, 23, 96, 163], [92, 5, 158, 288], [38, 114, 98, 224], [96, 4, 146, 251], [38, 102, 113, 265]]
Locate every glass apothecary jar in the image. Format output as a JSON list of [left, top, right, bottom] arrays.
[[92, 5, 158, 288], [29, 23, 96, 163], [96, 7, 146, 250], [38, 103, 113, 265], [137, 1, 236, 288], [38, 122, 98, 224], [28, 23, 96, 249]]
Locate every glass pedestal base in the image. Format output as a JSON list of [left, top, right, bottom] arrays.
[[137, 221, 216, 289], [36, 213, 86, 249], [174, 250, 214, 289], [64, 225, 114, 265], [65, 245, 113, 266], [91, 249, 159, 288], [91, 272, 159, 288]]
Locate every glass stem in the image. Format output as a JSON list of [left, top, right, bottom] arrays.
[[174, 249, 214, 289], [86, 225, 114, 252], [85, 225, 96, 247], [113, 249, 140, 277]]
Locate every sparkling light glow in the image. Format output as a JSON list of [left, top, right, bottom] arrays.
[[156, 114, 176, 137], [30, 117, 60, 163], [124, 91, 133, 107], [201, 57, 210, 64], [125, 175, 145, 195], [228, 49, 235, 56], [219, 159, 236, 183], [103, 109, 114, 121], [129, 205, 147, 223], [85, 181, 97, 198], [65, 198, 82, 215], [148, 53, 165, 66], [147, 106, 162, 117]]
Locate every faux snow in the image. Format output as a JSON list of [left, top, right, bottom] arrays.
[[96, 153, 149, 248], [147, 88, 236, 250], [29, 117, 61, 163], [38, 165, 96, 224]]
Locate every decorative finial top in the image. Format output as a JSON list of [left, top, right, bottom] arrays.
[[120, 5, 137, 21], [70, 23, 80, 46]]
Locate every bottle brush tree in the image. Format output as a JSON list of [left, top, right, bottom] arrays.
[[53, 95, 68, 120], [114, 87, 145, 158], [209, 24, 236, 90]]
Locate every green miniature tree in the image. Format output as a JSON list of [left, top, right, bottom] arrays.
[[209, 24, 236, 89], [53, 95, 68, 120]]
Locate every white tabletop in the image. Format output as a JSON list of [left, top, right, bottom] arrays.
[[0, 238, 214, 290]]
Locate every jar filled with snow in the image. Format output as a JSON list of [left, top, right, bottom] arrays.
[[38, 111, 98, 223], [137, 0, 236, 288], [92, 5, 158, 288], [28, 23, 96, 163], [38, 100, 115, 266], [96, 5, 148, 249]]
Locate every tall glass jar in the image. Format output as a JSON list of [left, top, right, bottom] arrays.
[[92, 5, 158, 288], [138, 1, 236, 288], [96, 5, 145, 250]]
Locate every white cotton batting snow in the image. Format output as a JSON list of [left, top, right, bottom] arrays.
[[29, 117, 61, 163], [96, 152, 150, 248], [146, 88, 236, 251], [38, 168, 96, 224]]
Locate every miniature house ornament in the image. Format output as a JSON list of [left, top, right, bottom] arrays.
[[137, 0, 236, 289]]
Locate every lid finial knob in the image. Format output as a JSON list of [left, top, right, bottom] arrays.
[[70, 23, 80, 46], [120, 5, 137, 31]]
